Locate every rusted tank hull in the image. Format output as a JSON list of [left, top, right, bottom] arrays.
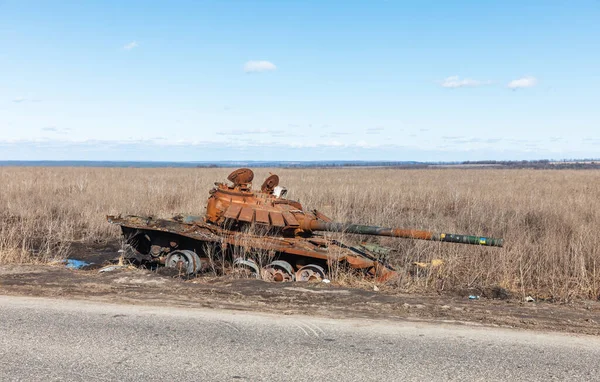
[[107, 215, 397, 282]]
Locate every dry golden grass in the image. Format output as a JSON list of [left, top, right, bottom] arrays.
[[1, 167, 599, 300]]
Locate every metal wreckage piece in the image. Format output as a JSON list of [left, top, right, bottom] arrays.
[[107, 168, 503, 282]]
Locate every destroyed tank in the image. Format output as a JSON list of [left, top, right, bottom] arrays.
[[107, 168, 503, 282]]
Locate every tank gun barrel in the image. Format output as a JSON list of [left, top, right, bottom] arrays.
[[307, 221, 503, 247]]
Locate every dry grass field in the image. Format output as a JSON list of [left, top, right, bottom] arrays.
[[1, 167, 599, 301]]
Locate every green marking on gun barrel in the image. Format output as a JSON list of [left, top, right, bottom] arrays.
[[436, 233, 503, 247]]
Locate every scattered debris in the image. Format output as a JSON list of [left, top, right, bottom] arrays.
[[431, 259, 444, 267], [65, 259, 91, 269], [469, 295, 480, 300], [2, 263, 600, 336], [373, 285, 380, 291], [413, 259, 445, 269], [322, 279, 331, 284], [524, 296, 535, 302], [98, 265, 130, 273]]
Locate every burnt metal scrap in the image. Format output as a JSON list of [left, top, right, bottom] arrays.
[[107, 168, 503, 283]]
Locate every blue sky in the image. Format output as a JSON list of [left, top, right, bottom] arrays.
[[1, 0, 599, 161]]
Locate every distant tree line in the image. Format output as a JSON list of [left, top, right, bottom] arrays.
[[456, 159, 600, 169]]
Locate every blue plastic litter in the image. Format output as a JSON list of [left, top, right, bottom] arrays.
[[65, 259, 91, 269], [468, 295, 480, 300]]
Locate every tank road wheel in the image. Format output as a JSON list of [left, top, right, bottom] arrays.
[[232, 258, 260, 279], [165, 250, 202, 275], [262, 260, 295, 282], [295, 264, 326, 282]]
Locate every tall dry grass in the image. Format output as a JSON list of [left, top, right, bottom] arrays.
[[1, 167, 599, 300]]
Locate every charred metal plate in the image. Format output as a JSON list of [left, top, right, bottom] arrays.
[[282, 211, 299, 226], [238, 207, 255, 223], [255, 209, 270, 225], [223, 204, 242, 220], [269, 211, 285, 227]]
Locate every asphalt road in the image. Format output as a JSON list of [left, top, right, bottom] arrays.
[[1, 295, 599, 381]]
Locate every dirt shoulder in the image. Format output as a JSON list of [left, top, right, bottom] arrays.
[[1, 264, 599, 335]]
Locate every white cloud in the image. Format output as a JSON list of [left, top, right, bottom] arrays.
[[366, 127, 384, 134], [507, 76, 537, 89], [0, 137, 395, 151], [12, 97, 26, 103], [215, 128, 301, 138], [41, 126, 72, 135], [441, 76, 491, 88], [243, 60, 277, 73], [123, 41, 139, 50], [216, 128, 284, 135], [320, 131, 351, 138]]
